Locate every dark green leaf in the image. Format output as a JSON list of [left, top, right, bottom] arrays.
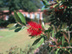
[[55, 31, 63, 38], [32, 36, 42, 46], [14, 27, 21, 32], [14, 11, 21, 23], [41, 35, 46, 41], [44, 27, 52, 33], [20, 26, 25, 31]]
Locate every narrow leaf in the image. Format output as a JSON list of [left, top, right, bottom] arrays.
[[62, 32, 69, 44], [56, 49, 60, 54], [9, 26, 16, 30], [20, 26, 25, 31], [41, 0, 47, 5], [14, 27, 21, 32], [62, 36, 65, 46], [48, 31, 50, 39], [62, 23, 67, 29], [35, 38, 44, 49], [7, 23, 17, 28], [52, 30, 54, 37], [32, 37, 42, 46], [14, 11, 21, 22], [18, 12, 26, 25]]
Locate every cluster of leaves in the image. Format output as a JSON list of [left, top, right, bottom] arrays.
[[7, 0, 72, 54], [36, 0, 72, 54], [7, 11, 31, 32]]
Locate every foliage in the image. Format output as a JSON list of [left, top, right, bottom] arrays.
[[0, 0, 20, 14], [31, 0, 43, 8], [0, 15, 16, 27], [7, 15, 16, 23], [18, 0, 37, 12], [0, 18, 9, 27], [0, 0, 43, 13], [7, 0, 72, 54]]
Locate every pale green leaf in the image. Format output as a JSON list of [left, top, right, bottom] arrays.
[[7, 23, 17, 28], [62, 36, 65, 46], [52, 30, 54, 37]]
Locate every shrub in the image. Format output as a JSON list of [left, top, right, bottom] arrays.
[[7, 15, 16, 24], [8, 0, 72, 54], [0, 18, 9, 27]]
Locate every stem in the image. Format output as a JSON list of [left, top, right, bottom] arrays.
[[68, 31, 70, 46]]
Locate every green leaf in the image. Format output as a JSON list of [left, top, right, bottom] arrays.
[[32, 36, 42, 46], [42, 0, 47, 5], [34, 38, 44, 49], [62, 36, 65, 46], [57, 0, 59, 3], [9, 26, 16, 30], [31, 36, 35, 39], [44, 30, 49, 33], [14, 27, 21, 32], [56, 49, 60, 54], [20, 26, 25, 31], [41, 35, 46, 41], [44, 27, 52, 33], [62, 23, 67, 29], [14, 11, 21, 23], [70, 38, 72, 45], [8, 23, 17, 30], [48, 31, 50, 39], [18, 12, 26, 25], [7, 23, 17, 28], [52, 30, 54, 37], [42, 23, 44, 29]]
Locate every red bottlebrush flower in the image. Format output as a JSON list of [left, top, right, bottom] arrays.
[[27, 21, 42, 36]]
